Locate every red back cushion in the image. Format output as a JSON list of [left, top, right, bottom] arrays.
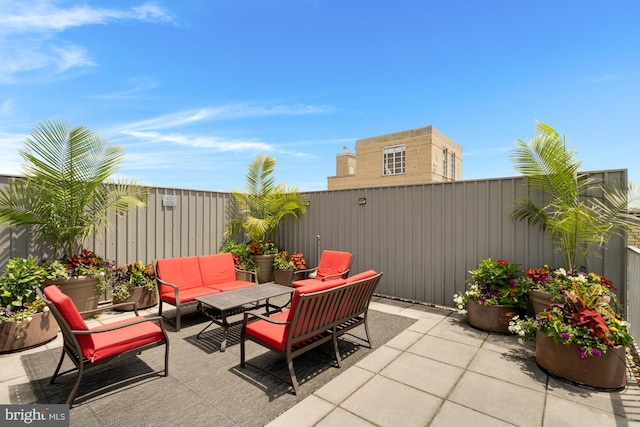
[[198, 253, 237, 286], [156, 256, 203, 292], [316, 250, 352, 281], [286, 278, 346, 322], [345, 270, 377, 283], [43, 285, 94, 351]]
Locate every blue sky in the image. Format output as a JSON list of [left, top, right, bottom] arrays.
[[1, 1, 639, 192]]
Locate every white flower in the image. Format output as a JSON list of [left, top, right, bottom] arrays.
[[43, 306, 50, 312]]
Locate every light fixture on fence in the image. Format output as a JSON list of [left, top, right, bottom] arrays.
[[358, 198, 366, 205]]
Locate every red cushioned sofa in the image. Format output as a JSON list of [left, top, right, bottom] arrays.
[[156, 253, 257, 331], [240, 269, 382, 394]]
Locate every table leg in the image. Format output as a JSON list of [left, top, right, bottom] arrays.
[[219, 310, 229, 352]]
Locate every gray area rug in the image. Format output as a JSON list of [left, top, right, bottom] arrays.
[[11, 309, 415, 426]]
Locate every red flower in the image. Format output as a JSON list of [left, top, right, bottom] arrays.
[[497, 259, 508, 265]]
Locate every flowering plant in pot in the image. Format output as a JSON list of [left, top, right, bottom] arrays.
[[110, 261, 158, 309], [453, 257, 528, 333], [273, 251, 309, 286], [110, 261, 157, 302], [0, 257, 58, 352], [510, 271, 631, 389], [510, 271, 631, 358]]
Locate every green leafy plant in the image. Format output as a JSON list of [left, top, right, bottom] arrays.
[[0, 257, 49, 324], [509, 271, 632, 359], [273, 251, 309, 270], [110, 261, 157, 304], [510, 121, 640, 272], [453, 258, 529, 312], [220, 240, 257, 272], [0, 120, 149, 259], [225, 155, 308, 244]]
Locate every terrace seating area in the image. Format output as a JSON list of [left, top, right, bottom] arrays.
[[2, 294, 640, 426]]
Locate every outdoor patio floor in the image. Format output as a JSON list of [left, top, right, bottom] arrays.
[[2, 296, 640, 426]]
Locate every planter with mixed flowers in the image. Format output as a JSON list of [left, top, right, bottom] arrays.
[[0, 257, 58, 353], [453, 257, 530, 333], [273, 251, 309, 286], [509, 271, 632, 389], [42, 250, 114, 316], [110, 261, 158, 310]]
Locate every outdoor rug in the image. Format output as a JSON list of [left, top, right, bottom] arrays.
[[10, 309, 416, 427]]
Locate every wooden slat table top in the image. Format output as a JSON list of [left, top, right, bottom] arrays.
[[195, 283, 293, 311]]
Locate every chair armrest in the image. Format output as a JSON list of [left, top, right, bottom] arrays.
[[321, 269, 349, 281], [242, 311, 290, 325], [235, 268, 258, 284], [72, 316, 166, 334], [79, 301, 140, 316], [156, 277, 179, 289]]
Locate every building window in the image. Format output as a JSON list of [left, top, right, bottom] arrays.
[[450, 152, 455, 179], [442, 148, 448, 176], [383, 145, 405, 176]]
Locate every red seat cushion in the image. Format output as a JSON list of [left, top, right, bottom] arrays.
[[245, 311, 289, 350], [85, 317, 165, 362], [198, 253, 238, 286], [156, 257, 203, 293], [159, 287, 220, 304], [245, 279, 347, 350], [205, 281, 256, 292], [345, 270, 377, 283]]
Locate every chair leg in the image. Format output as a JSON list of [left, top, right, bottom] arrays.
[[332, 332, 342, 368], [287, 356, 300, 395], [363, 317, 372, 348], [66, 361, 84, 406], [175, 303, 181, 332], [164, 341, 170, 377], [240, 333, 246, 367], [50, 349, 66, 384]]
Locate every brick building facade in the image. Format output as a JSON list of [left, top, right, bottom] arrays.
[[327, 125, 462, 190]]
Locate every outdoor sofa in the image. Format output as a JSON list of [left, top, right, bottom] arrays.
[[241, 269, 382, 394], [156, 253, 258, 331]]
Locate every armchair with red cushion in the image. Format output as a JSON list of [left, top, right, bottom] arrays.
[[291, 249, 353, 288], [38, 285, 169, 406]]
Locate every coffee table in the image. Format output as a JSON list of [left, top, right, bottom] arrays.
[[195, 283, 293, 352]]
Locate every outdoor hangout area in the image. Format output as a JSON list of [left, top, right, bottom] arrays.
[[1, 121, 640, 426]]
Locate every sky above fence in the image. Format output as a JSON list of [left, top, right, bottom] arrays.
[[0, 0, 639, 192]]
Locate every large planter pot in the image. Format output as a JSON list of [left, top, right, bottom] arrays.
[[466, 299, 519, 334], [274, 269, 299, 287], [112, 286, 158, 311], [528, 289, 556, 316], [253, 254, 275, 283], [43, 276, 101, 319], [535, 331, 626, 390], [0, 311, 58, 353]]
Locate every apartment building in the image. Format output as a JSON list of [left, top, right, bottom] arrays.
[[327, 125, 462, 190]]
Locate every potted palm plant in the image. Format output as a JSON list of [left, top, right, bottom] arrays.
[[0, 120, 149, 312], [225, 155, 308, 283], [509, 121, 640, 272]]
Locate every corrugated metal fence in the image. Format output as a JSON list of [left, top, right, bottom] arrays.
[[0, 170, 632, 313]]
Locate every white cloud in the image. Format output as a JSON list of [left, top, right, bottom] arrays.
[[122, 130, 274, 152], [0, 1, 174, 82]]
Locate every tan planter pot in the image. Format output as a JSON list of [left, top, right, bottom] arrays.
[[44, 276, 101, 319], [112, 286, 158, 311], [466, 299, 519, 334], [253, 254, 275, 283], [535, 331, 626, 390], [274, 270, 296, 287], [528, 289, 556, 316], [0, 311, 58, 353]]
